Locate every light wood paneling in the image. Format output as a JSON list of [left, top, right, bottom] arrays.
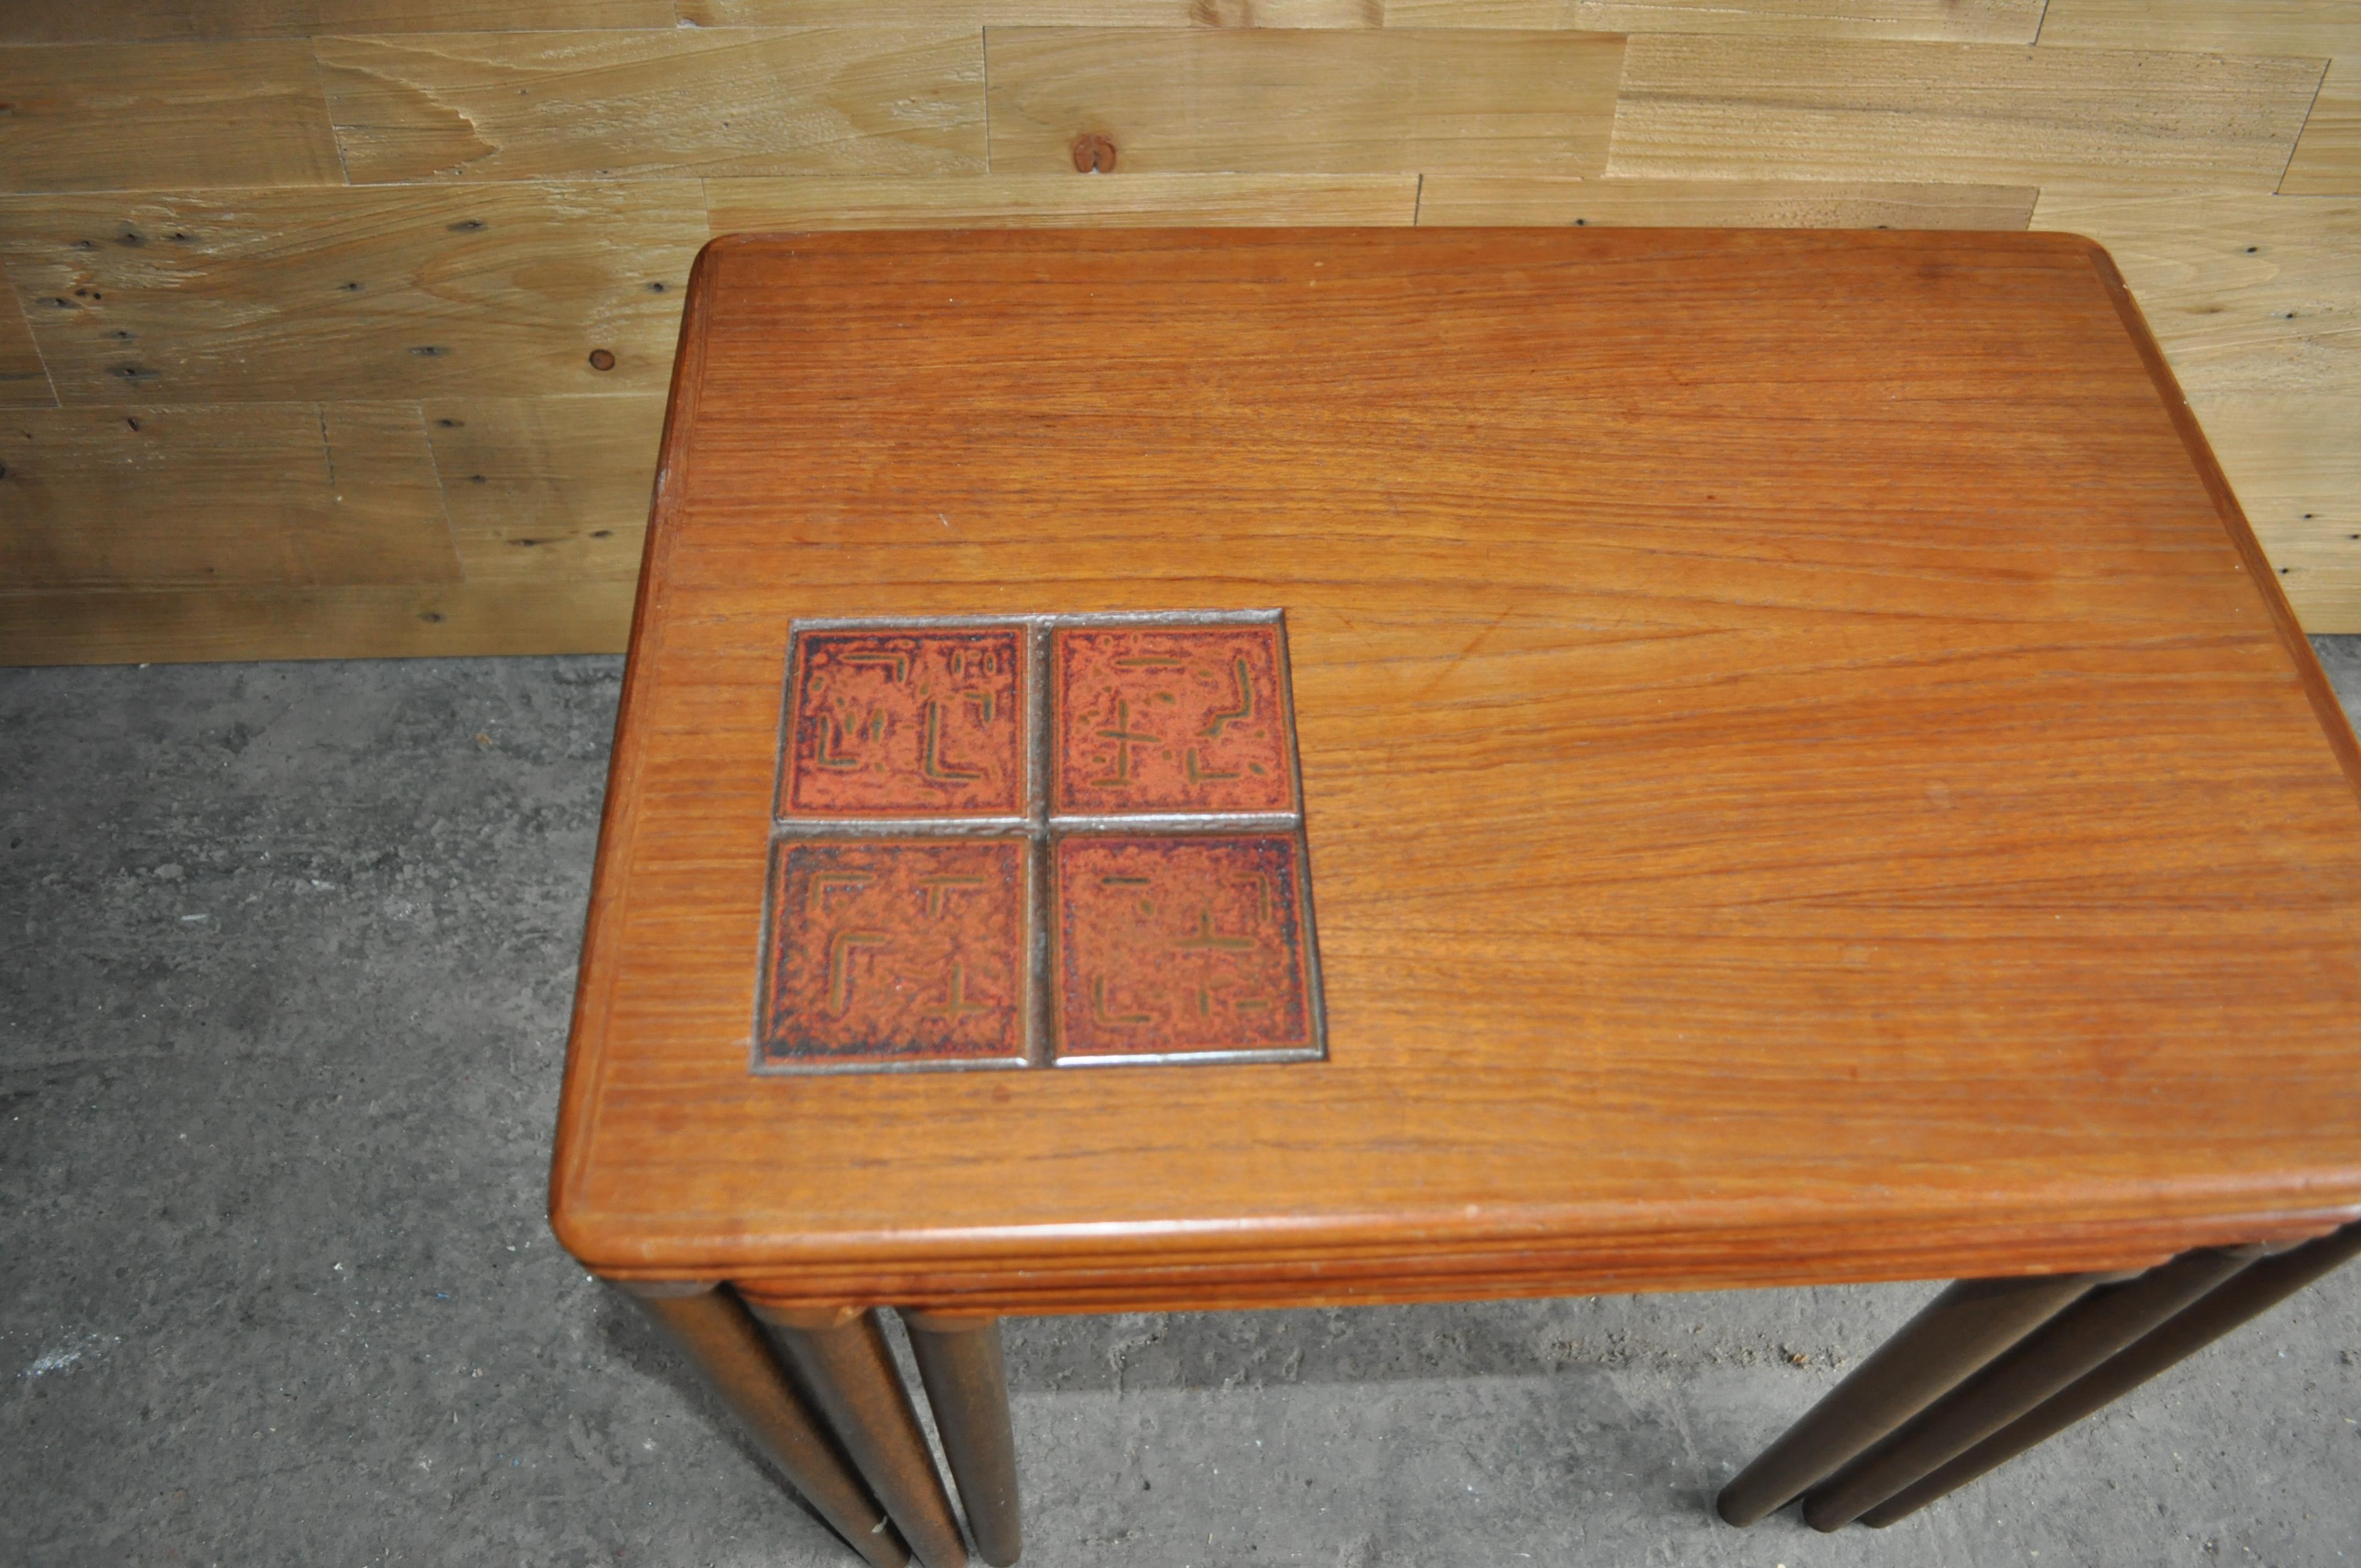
[[2191, 390, 2361, 631], [2283, 58, 2360, 195], [738, 0, 2042, 32], [0, 42, 343, 193], [984, 28, 1625, 173], [1390, 0, 2042, 42], [679, 0, 988, 21], [2032, 190, 2360, 396], [0, 578, 638, 665], [1416, 175, 2036, 227], [1608, 38, 2325, 189], [0, 184, 704, 403], [2038, 0, 2357, 56], [0, 1, 678, 42], [423, 395, 662, 580], [2040, 0, 2359, 195], [314, 28, 987, 183], [0, 285, 53, 407], [705, 172, 1418, 232], [0, 402, 459, 590]]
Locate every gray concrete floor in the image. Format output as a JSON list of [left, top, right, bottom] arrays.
[[7, 647, 2361, 1568]]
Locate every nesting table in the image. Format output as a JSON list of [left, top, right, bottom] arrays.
[[551, 227, 2361, 1565]]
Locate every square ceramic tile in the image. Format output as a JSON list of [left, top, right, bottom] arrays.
[[1052, 624, 1296, 816], [1052, 835, 1316, 1062], [760, 839, 1030, 1069], [779, 627, 1027, 819]]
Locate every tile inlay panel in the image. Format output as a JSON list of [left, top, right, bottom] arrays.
[[1054, 835, 1315, 1063], [779, 628, 1028, 819], [1053, 625, 1297, 816], [759, 612, 1324, 1073]]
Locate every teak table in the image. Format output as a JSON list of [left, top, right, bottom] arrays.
[[552, 228, 2361, 1565]]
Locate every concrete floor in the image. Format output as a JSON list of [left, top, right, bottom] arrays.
[[6, 647, 2361, 1568]]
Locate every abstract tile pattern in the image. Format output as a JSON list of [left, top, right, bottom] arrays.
[[1054, 836, 1313, 1060], [780, 628, 1026, 818], [761, 613, 1321, 1072], [761, 840, 1027, 1068], [1054, 625, 1295, 815]]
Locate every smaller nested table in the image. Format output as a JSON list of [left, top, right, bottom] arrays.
[[552, 227, 2361, 1566]]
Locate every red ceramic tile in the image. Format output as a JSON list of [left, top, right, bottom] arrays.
[[1053, 624, 1296, 816], [1054, 836, 1315, 1059], [762, 840, 1027, 1066], [781, 628, 1026, 818]]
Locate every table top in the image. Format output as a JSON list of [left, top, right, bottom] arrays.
[[551, 227, 2361, 1313]]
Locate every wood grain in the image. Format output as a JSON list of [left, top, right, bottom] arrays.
[[0, 1, 679, 42], [705, 173, 1418, 233], [0, 401, 459, 590], [678, 0, 989, 22], [1390, 0, 2042, 42], [549, 228, 2361, 1310], [0, 577, 637, 666], [0, 284, 52, 407], [2282, 58, 2360, 195], [984, 28, 1625, 173], [1608, 37, 2325, 189], [2189, 390, 2361, 632], [2039, 0, 2360, 196], [314, 28, 986, 183], [711, 0, 2039, 31], [422, 395, 663, 581], [2031, 191, 2360, 396], [0, 184, 704, 402], [0, 42, 344, 193], [1415, 175, 2035, 228], [2037, 0, 2358, 56], [976, 0, 1379, 21]]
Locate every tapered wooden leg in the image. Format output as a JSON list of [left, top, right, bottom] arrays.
[[757, 1305, 971, 1568], [1803, 1246, 2261, 1530], [620, 1283, 911, 1568], [1859, 1222, 2361, 1527], [903, 1310, 1023, 1567], [1715, 1270, 2112, 1526]]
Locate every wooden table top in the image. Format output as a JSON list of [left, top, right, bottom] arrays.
[[551, 227, 2361, 1314]]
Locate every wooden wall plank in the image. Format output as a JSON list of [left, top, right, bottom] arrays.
[[0, 578, 638, 665], [2282, 57, 2359, 194], [2189, 390, 2361, 631], [0, 401, 459, 590], [678, 1, 986, 21], [0, 42, 344, 193], [984, 28, 1624, 173], [1607, 37, 2324, 189], [0, 1, 677, 43], [715, 0, 2038, 32], [0, 284, 53, 407], [0, 184, 704, 402], [2041, 0, 2358, 195], [2032, 190, 2360, 396], [704, 172, 1419, 231], [422, 395, 662, 581], [1416, 175, 2036, 227], [2037, 0, 2357, 56], [1389, 0, 2041, 42], [314, 28, 986, 183], [972, 1, 1375, 20]]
